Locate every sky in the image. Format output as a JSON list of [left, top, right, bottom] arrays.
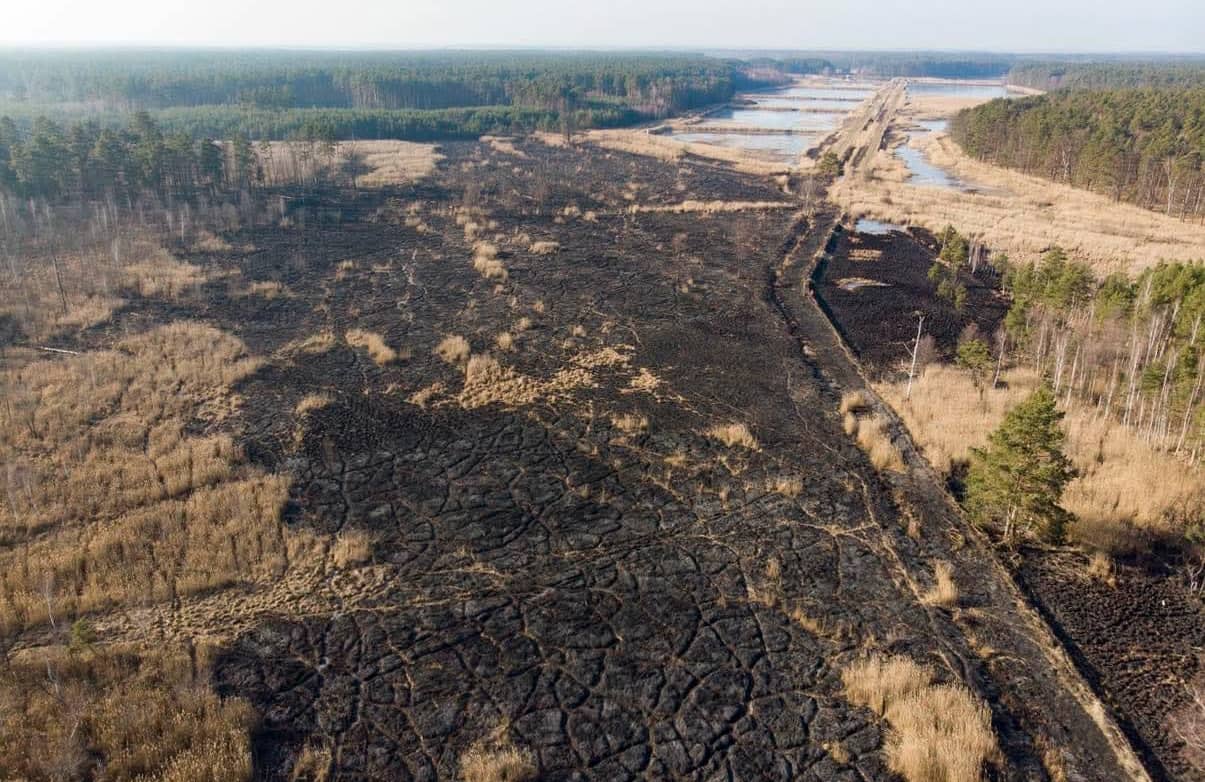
[[3, 0, 1204, 53]]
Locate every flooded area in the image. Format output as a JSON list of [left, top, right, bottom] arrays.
[[665, 79, 876, 164], [854, 218, 906, 235]]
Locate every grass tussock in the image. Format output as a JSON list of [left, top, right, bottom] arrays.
[[472, 244, 508, 281], [923, 562, 959, 608], [459, 739, 536, 782], [611, 412, 649, 434], [495, 332, 515, 351], [840, 390, 870, 415], [707, 422, 759, 450], [435, 335, 471, 366], [877, 364, 1205, 553], [529, 240, 560, 255], [843, 654, 997, 782], [345, 328, 398, 365], [331, 529, 375, 569], [852, 414, 905, 472]]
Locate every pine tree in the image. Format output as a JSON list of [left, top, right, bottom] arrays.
[[965, 383, 1076, 544]]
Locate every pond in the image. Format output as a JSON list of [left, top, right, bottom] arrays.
[[855, 218, 906, 235]]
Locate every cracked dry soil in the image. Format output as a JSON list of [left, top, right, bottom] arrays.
[[125, 139, 1142, 780]]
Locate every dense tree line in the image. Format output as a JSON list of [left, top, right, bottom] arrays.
[[0, 50, 741, 117], [0, 112, 263, 202], [998, 247, 1205, 461], [950, 89, 1205, 219], [1007, 60, 1205, 91]]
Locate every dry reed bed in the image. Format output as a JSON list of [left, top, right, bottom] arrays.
[[0, 323, 293, 634], [832, 132, 1205, 273], [876, 364, 1205, 551], [255, 139, 442, 187]]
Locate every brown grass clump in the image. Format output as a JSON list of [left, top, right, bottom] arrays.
[[472, 242, 508, 281], [459, 739, 536, 782], [843, 655, 934, 716], [331, 529, 374, 568], [843, 654, 997, 782], [495, 332, 515, 351], [770, 476, 803, 497], [345, 329, 398, 365], [707, 422, 759, 450], [529, 240, 560, 255], [840, 390, 870, 415], [294, 393, 333, 416], [886, 684, 997, 782], [120, 254, 205, 299], [611, 412, 649, 434], [855, 415, 905, 472], [877, 365, 1205, 553], [923, 562, 959, 608], [435, 335, 471, 365]]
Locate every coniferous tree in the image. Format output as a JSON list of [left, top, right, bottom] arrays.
[[965, 383, 1077, 544]]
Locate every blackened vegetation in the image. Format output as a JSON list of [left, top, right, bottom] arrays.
[[814, 226, 1007, 376]]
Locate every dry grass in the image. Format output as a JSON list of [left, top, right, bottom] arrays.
[[852, 414, 905, 472], [842, 654, 934, 716], [258, 139, 441, 187], [565, 129, 786, 176], [459, 740, 536, 782], [529, 240, 561, 255], [627, 200, 795, 215], [495, 332, 515, 351], [0, 323, 292, 634], [482, 136, 527, 158], [456, 350, 610, 410], [877, 364, 1205, 552], [832, 128, 1205, 273], [345, 328, 398, 365], [435, 335, 471, 366], [770, 476, 803, 497], [843, 654, 997, 782], [707, 422, 759, 450], [331, 529, 374, 568], [840, 390, 870, 415], [0, 321, 308, 779], [923, 562, 959, 608], [294, 393, 333, 416], [611, 412, 649, 434], [0, 644, 254, 782], [472, 242, 508, 281]]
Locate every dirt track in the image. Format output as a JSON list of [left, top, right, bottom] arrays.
[[84, 138, 1156, 780]]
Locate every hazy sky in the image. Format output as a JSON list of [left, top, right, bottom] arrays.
[[4, 0, 1203, 52]]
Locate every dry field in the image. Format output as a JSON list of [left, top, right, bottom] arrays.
[[256, 138, 443, 187]]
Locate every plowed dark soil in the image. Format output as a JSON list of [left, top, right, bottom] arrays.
[[97, 139, 1155, 780]]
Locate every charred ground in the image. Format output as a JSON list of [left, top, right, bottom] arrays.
[[36, 138, 1152, 780]]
